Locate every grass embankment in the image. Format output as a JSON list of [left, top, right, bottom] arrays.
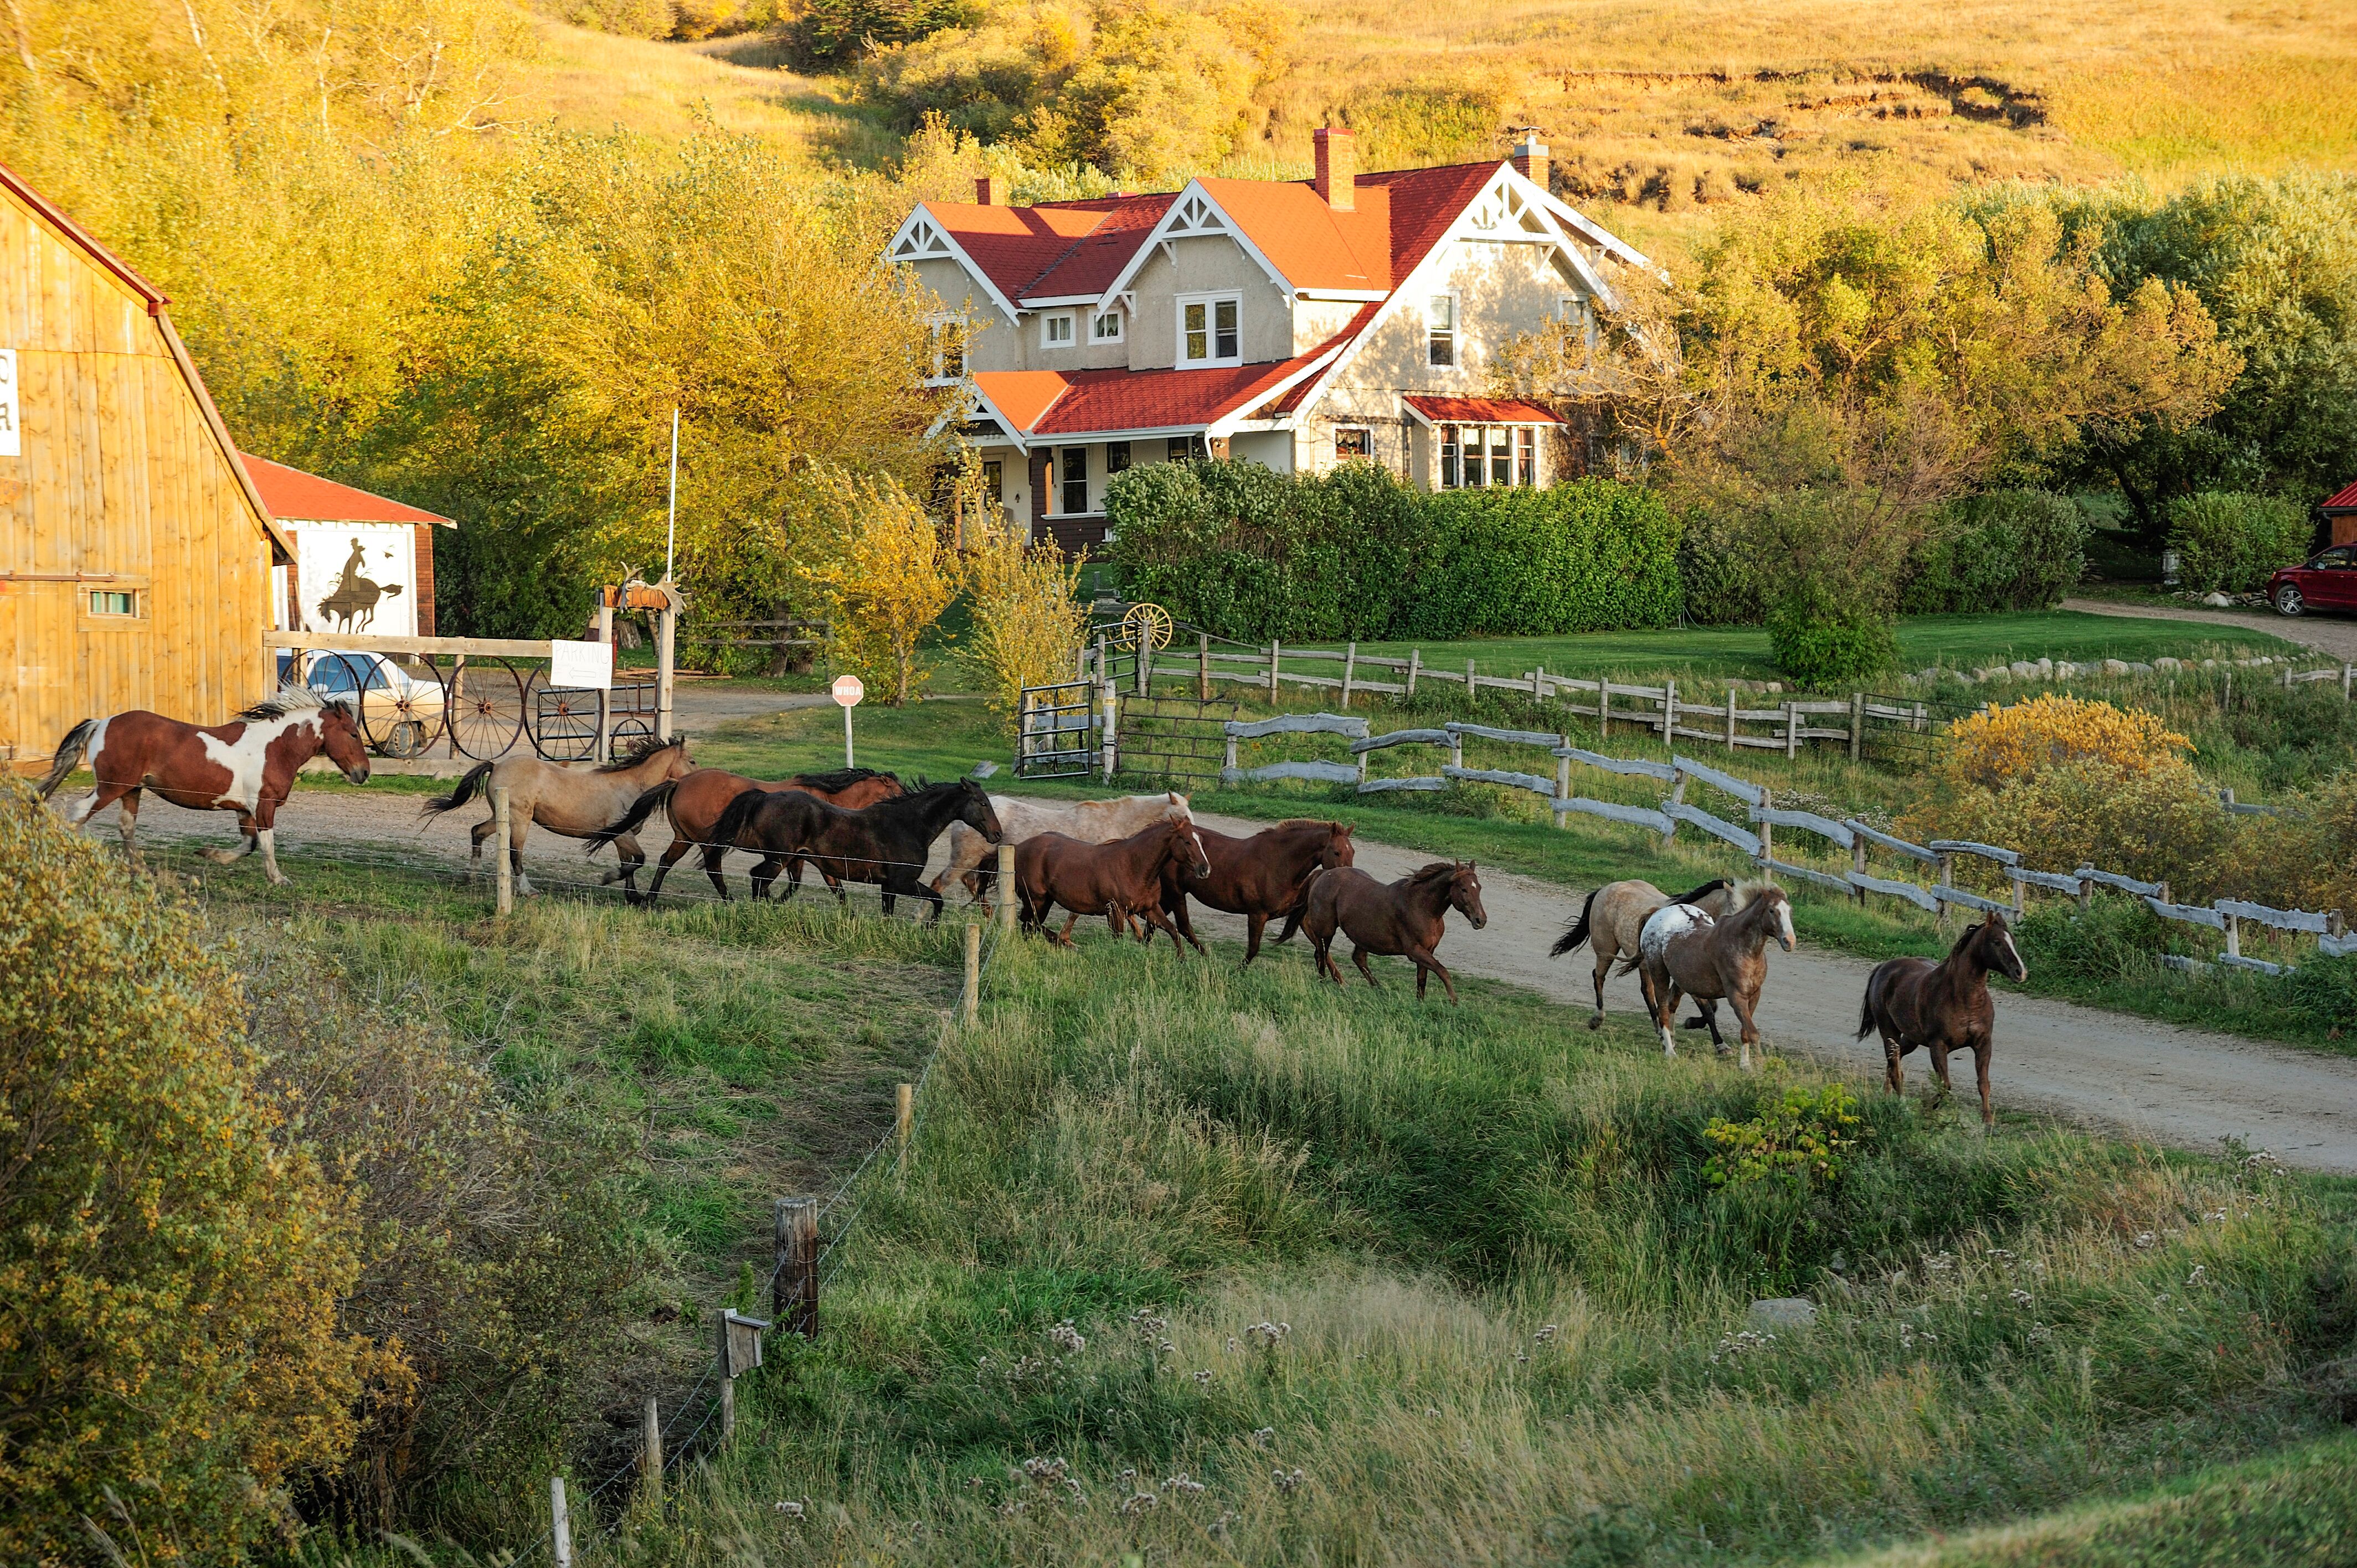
[[581, 930, 2357, 1566]]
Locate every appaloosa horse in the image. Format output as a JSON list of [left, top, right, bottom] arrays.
[[934, 791, 1193, 902], [1550, 877, 1736, 1028], [1299, 860, 1488, 1004], [705, 777, 1001, 917], [1621, 881, 1794, 1069], [587, 765, 904, 905], [1857, 912, 2027, 1128], [420, 734, 698, 898], [1150, 819, 1356, 963], [1016, 817, 1213, 948], [36, 687, 371, 884]]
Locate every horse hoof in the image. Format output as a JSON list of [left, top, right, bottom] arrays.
[[1586, 1015, 1603, 1031]]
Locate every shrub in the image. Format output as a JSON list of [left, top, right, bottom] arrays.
[[1766, 583, 1897, 685], [2166, 491, 2313, 594], [1704, 1084, 1864, 1192], [1900, 489, 2091, 612], [0, 790, 378, 1563], [963, 512, 1092, 716], [1675, 503, 1771, 625], [1945, 694, 2193, 788], [1106, 459, 1345, 640], [1392, 479, 1685, 640], [795, 466, 960, 703]]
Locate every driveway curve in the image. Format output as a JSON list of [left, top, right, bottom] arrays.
[[2062, 595, 2357, 663]]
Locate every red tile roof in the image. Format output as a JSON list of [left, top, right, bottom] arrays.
[[1402, 395, 1563, 425], [975, 350, 1331, 439], [241, 453, 453, 525], [2324, 481, 2357, 512], [1195, 178, 1393, 292], [925, 195, 1173, 305]]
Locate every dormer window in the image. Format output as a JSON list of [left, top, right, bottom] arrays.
[[927, 315, 968, 383], [1042, 312, 1075, 349], [1428, 295, 1456, 367], [1091, 310, 1124, 343], [1178, 293, 1240, 365]]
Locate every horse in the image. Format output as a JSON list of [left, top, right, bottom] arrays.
[[933, 791, 1193, 902], [35, 687, 370, 885], [703, 777, 1001, 918], [1549, 877, 1737, 1029], [584, 766, 904, 905], [1148, 819, 1356, 963], [1015, 818, 1213, 948], [419, 734, 697, 898], [1857, 913, 2028, 1129], [1299, 861, 1488, 1004], [1619, 881, 1794, 1069]]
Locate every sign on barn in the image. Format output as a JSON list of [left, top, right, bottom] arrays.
[[243, 453, 454, 638]]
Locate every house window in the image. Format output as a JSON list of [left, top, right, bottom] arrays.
[[88, 589, 137, 617], [1179, 294, 1241, 365], [1428, 295, 1456, 367], [1060, 447, 1089, 515], [928, 316, 968, 381], [1042, 312, 1075, 349], [1091, 310, 1124, 343], [1439, 425, 1460, 488], [1105, 441, 1132, 474], [1516, 426, 1536, 487], [1558, 295, 1597, 355], [982, 459, 1003, 503], [1167, 435, 1207, 462], [1489, 427, 1513, 486], [1335, 427, 1372, 462]]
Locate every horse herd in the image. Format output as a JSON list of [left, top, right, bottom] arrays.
[[31, 692, 2027, 1124]]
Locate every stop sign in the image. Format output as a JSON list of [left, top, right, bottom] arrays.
[[831, 674, 864, 707]]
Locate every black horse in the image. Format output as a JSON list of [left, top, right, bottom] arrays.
[[706, 777, 1002, 918]]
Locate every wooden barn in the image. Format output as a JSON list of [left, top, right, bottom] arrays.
[[0, 159, 289, 768]]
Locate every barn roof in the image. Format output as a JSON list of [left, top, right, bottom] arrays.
[[2323, 481, 2357, 513], [241, 453, 454, 527]]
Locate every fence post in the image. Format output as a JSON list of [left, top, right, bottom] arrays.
[[1849, 692, 1864, 763], [1268, 639, 1280, 700], [1724, 688, 1736, 751], [996, 842, 1017, 932], [2076, 874, 2092, 919], [716, 1311, 737, 1446], [1197, 632, 1210, 702], [2344, 662, 2353, 701], [775, 1197, 818, 1336], [897, 1081, 914, 1155], [639, 1395, 662, 1512], [1341, 642, 1357, 709], [491, 787, 513, 917], [962, 922, 980, 1023], [1406, 647, 1420, 698], [1224, 733, 1238, 772], [1935, 852, 1953, 927], [1100, 679, 1118, 783], [1465, 659, 1476, 707], [1784, 702, 1799, 760], [1555, 740, 1570, 828], [1134, 637, 1149, 697], [1662, 678, 1677, 743], [1852, 836, 1869, 904], [656, 600, 677, 744], [1663, 766, 1687, 850], [1755, 813, 1773, 873], [595, 597, 615, 765], [1533, 663, 1545, 702], [1449, 728, 1463, 770], [1598, 682, 1610, 740], [552, 1476, 573, 1568], [2223, 911, 2241, 962]]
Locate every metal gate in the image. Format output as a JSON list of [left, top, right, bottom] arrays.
[[1114, 693, 1237, 783], [1016, 680, 1100, 779], [1856, 690, 1979, 769]]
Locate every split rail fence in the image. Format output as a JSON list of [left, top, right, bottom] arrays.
[[1219, 714, 2353, 973]]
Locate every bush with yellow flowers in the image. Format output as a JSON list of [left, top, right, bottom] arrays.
[[1943, 694, 2193, 789]]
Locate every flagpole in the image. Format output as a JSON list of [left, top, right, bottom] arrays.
[[665, 405, 680, 582]]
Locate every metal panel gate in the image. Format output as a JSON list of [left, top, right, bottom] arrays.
[[1114, 693, 1237, 783], [1016, 679, 1100, 778]]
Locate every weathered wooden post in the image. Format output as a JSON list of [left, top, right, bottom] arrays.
[[1341, 642, 1357, 709], [1099, 668, 1118, 783], [1849, 692, 1864, 762], [2075, 873, 2092, 919], [1662, 678, 1677, 742], [1597, 682, 1610, 740], [1224, 730, 1239, 773], [1555, 740, 1571, 830], [1662, 766, 1689, 850], [995, 842, 1017, 932], [1934, 850, 1954, 927], [1135, 636, 1149, 697], [639, 1395, 662, 1511], [595, 596, 616, 765], [962, 922, 981, 1023], [1465, 658, 1476, 707], [1533, 663, 1545, 702], [774, 1197, 819, 1336], [2344, 662, 2353, 700], [1267, 639, 1282, 700], [491, 787, 513, 917], [1784, 702, 1800, 760], [552, 1477, 573, 1568], [2222, 909, 2241, 963], [655, 594, 678, 744], [716, 1311, 737, 1446], [1852, 835, 1870, 904], [1406, 647, 1420, 698], [1197, 632, 1211, 702], [1725, 687, 1737, 751], [896, 1082, 914, 1154]]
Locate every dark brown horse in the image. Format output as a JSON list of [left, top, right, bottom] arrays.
[[1618, 881, 1794, 1070], [1857, 913, 2027, 1128], [37, 688, 370, 884], [1299, 860, 1487, 1003], [1017, 818, 1213, 948], [1151, 819, 1356, 963], [702, 777, 1000, 918], [586, 765, 903, 905]]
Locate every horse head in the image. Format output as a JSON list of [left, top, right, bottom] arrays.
[[1323, 821, 1357, 869], [318, 700, 371, 784], [1731, 880, 1794, 952], [956, 778, 1004, 842], [1166, 816, 1211, 880], [1163, 790, 1193, 823], [1449, 860, 1488, 929], [1669, 877, 1737, 918], [1967, 913, 2029, 982]]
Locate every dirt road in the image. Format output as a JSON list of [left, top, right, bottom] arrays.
[[2062, 596, 2357, 663], [90, 790, 2357, 1174]]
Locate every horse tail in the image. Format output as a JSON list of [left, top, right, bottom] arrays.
[[420, 761, 494, 819], [582, 777, 678, 857], [706, 785, 767, 854], [1856, 980, 1877, 1041], [1610, 949, 1646, 978], [34, 719, 98, 800], [1550, 888, 1600, 958], [1272, 864, 1328, 945]]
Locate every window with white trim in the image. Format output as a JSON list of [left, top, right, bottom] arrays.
[[1334, 427, 1372, 462], [1177, 293, 1241, 365], [1557, 295, 1597, 355], [1436, 424, 1541, 489], [927, 315, 969, 382], [1059, 447, 1089, 515], [1042, 312, 1076, 349], [1090, 309, 1124, 343], [1428, 295, 1456, 367]]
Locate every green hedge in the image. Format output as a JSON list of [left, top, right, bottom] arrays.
[[2165, 491, 2314, 595], [1900, 489, 2091, 613], [1105, 461, 1681, 641]]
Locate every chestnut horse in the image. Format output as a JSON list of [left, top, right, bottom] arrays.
[[36, 687, 371, 884], [1550, 877, 1737, 1028], [585, 765, 903, 905], [1857, 912, 2027, 1128], [1299, 860, 1487, 1004], [1017, 818, 1212, 948], [934, 791, 1193, 902], [703, 777, 1001, 918], [419, 734, 698, 898], [1620, 882, 1794, 1069], [1150, 819, 1356, 964]]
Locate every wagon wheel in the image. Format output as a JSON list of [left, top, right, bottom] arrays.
[[363, 656, 443, 757], [610, 716, 654, 754], [1119, 602, 1173, 653], [527, 668, 598, 763], [442, 657, 528, 760]]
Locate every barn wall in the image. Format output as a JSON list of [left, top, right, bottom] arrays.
[[0, 186, 276, 765]]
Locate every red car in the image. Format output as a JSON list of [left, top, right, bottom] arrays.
[[2268, 544, 2357, 616]]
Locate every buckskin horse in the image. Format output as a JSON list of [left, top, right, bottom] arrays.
[[1549, 877, 1737, 1029], [1149, 818, 1356, 964], [586, 765, 904, 905], [1857, 912, 2028, 1128], [1299, 860, 1488, 1004], [420, 734, 698, 898], [36, 687, 371, 884], [1015, 817, 1214, 948], [704, 777, 1001, 918], [1620, 881, 1794, 1069]]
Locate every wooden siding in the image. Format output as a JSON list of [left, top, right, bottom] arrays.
[[413, 520, 438, 636], [0, 182, 276, 765]]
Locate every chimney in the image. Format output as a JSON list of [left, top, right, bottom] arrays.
[[1313, 127, 1356, 212], [975, 174, 1008, 206], [1511, 134, 1548, 192]]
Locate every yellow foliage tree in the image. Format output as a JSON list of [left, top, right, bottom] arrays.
[[963, 507, 1090, 717], [1943, 694, 2193, 789], [796, 467, 961, 704]]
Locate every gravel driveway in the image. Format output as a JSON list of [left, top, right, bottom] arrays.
[[2062, 596, 2357, 663]]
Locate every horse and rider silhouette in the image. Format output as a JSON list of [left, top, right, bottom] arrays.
[[316, 538, 403, 633]]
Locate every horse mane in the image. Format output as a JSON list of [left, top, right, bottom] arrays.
[[1407, 861, 1460, 887], [1728, 878, 1782, 911], [1667, 878, 1730, 906], [238, 684, 327, 722], [595, 733, 686, 772], [789, 765, 899, 791]]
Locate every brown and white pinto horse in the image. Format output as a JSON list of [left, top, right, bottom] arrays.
[[36, 688, 370, 884]]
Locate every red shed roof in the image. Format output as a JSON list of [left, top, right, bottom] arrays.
[[1402, 395, 1563, 425], [2323, 481, 2357, 513], [241, 453, 452, 525]]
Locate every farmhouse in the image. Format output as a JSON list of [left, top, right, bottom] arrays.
[[0, 159, 290, 768], [244, 452, 454, 637], [887, 132, 1648, 551]]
